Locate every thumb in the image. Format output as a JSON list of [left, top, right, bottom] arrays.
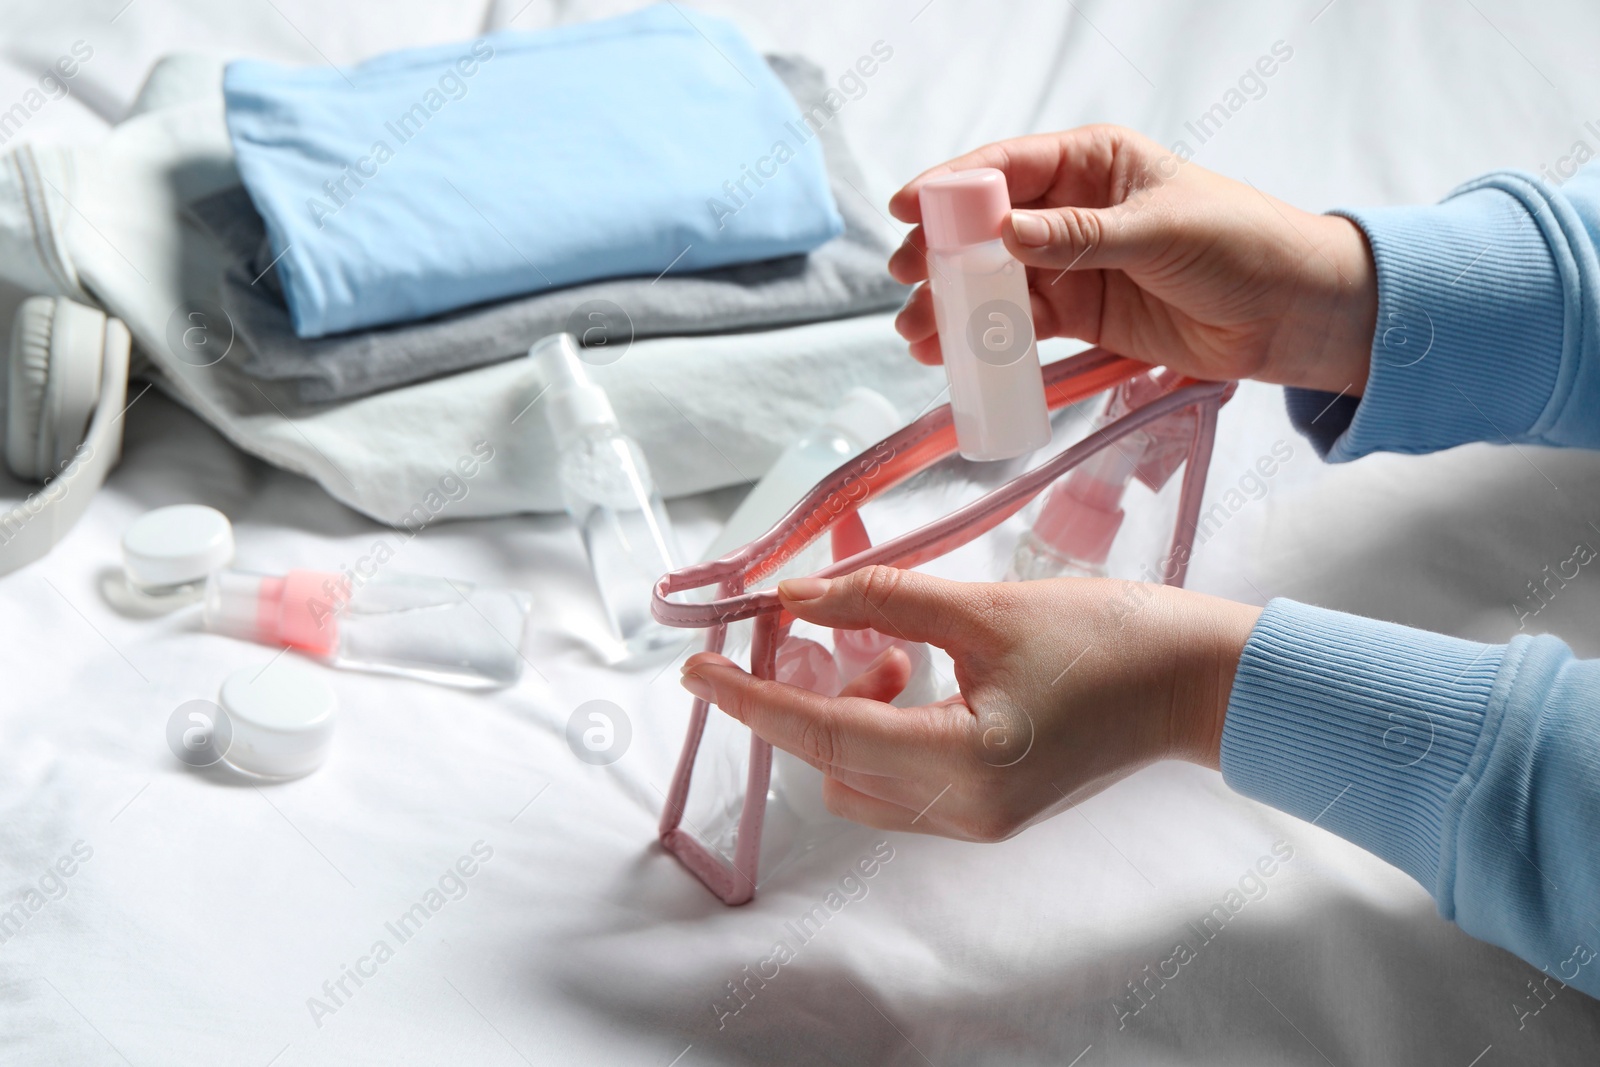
[[777, 566, 983, 651], [1003, 204, 1158, 273]]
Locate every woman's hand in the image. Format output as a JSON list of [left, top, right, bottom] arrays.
[[679, 567, 1261, 841], [889, 124, 1377, 395]]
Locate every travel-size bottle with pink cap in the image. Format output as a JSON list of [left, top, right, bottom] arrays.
[[918, 168, 1051, 461], [202, 569, 532, 689]]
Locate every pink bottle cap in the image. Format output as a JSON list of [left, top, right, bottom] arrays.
[[919, 168, 1012, 250], [834, 627, 905, 682], [1031, 472, 1127, 567], [775, 636, 842, 697], [204, 569, 349, 657]]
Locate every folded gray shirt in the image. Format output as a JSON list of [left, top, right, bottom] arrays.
[[186, 54, 907, 403]]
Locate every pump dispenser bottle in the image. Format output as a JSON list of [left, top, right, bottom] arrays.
[[533, 333, 682, 656], [1007, 370, 1198, 582], [919, 168, 1051, 461], [1007, 446, 1137, 581]]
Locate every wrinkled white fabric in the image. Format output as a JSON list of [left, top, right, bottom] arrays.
[[0, 144, 85, 301]]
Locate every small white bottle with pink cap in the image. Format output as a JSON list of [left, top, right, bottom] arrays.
[[918, 168, 1051, 461]]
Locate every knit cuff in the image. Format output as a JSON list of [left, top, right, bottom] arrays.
[[1306, 175, 1570, 462], [1220, 599, 1505, 896]]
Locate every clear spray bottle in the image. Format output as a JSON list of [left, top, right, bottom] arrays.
[[919, 168, 1051, 462], [532, 333, 682, 657]]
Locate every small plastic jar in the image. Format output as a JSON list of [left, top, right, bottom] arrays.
[[121, 504, 235, 607]]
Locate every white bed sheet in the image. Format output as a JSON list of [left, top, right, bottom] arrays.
[[3, 1, 1600, 1064]]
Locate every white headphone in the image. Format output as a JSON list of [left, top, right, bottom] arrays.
[[0, 295, 129, 574]]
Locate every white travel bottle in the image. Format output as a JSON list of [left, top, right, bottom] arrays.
[[770, 635, 844, 824], [919, 168, 1051, 461], [699, 387, 902, 563], [533, 333, 682, 656]]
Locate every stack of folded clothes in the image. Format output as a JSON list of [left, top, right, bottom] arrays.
[[191, 5, 907, 403]]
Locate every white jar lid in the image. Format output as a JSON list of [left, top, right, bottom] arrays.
[[122, 504, 234, 590], [219, 660, 336, 779]]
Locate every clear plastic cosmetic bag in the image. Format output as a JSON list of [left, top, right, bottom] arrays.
[[652, 348, 1235, 903]]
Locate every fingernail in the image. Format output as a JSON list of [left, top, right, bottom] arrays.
[[778, 577, 831, 602], [1010, 210, 1050, 247], [680, 671, 714, 702], [866, 646, 898, 672]]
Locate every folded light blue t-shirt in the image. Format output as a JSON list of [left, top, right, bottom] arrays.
[[224, 4, 845, 338]]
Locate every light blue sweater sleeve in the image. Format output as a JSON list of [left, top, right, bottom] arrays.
[[1222, 168, 1600, 997]]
